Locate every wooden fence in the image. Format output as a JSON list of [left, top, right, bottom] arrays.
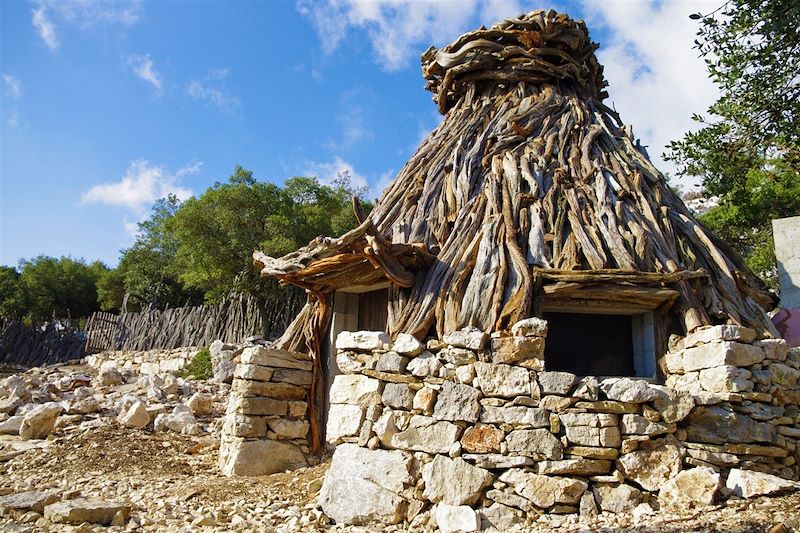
[[0, 319, 86, 368], [84, 291, 305, 353]]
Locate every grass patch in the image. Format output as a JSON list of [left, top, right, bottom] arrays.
[[178, 347, 212, 380]]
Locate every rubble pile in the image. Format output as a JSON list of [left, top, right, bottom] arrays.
[[319, 321, 800, 531]]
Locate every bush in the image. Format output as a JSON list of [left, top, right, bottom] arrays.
[[179, 347, 212, 380]]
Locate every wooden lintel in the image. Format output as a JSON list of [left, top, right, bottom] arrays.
[[534, 268, 707, 285], [543, 282, 680, 311]]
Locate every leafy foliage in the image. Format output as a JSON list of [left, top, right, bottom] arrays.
[[668, 0, 800, 286], [17, 256, 107, 323], [0, 266, 27, 320], [178, 347, 212, 380]]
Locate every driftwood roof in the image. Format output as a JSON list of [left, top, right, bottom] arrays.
[[256, 10, 777, 340]]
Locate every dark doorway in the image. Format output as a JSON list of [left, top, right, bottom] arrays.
[[358, 288, 389, 332], [543, 312, 636, 376]]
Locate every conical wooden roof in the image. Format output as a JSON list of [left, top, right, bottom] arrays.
[[256, 10, 777, 341]]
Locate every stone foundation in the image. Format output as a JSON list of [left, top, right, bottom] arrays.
[[320, 322, 800, 530], [218, 345, 313, 476], [85, 347, 200, 375]]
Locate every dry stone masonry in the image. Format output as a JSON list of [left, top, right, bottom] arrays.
[[318, 320, 800, 531], [218, 343, 314, 476]]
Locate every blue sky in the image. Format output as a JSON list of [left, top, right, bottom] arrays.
[[0, 0, 719, 268]]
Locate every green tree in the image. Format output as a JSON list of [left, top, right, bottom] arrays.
[[18, 256, 107, 323], [0, 266, 27, 320], [667, 0, 800, 285], [95, 268, 126, 312]]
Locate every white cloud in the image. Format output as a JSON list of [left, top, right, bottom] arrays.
[[187, 69, 240, 112], [3, 74, 22, 100], [127, 54, 162, 92], [304, 156, 395, 201], [31, 0, 142, 50], [81, 160, 195, 213], [32, 6, 59, 50], [580, 1, 720, 186]]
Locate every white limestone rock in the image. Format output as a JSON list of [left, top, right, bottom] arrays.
[[756, 338, 789, 361], [510, 317, 548, 337], [506, 429, 563, 459], [329, 374, 383, 407], [443, 327, 488, 350], [768, 363, 800, 388], [117, 401, 150, 429], [593, 483, 642, 513], [186, 392, 214, 416], [406, 351, 442, 378], [44, 498, 130, 525], [617, 436, 684, 491], [537, 371, 577, 396], [392, 333, 425, 356], [681, 341, 764, 372], [335, 331, 390, 352], [620, 414, 673, 436], [390, 416, 460, 454], [659, 466, 721, 510], [0, 415, 23, 434], [433, 381, 481, 423], [699, 365, 753, 393], [268, 418, 309, 440], [573, 376, 600, 401], [650, 385, 695, 423], [604, 378, 658, 403], [473, 362, 531, 397], [683, 325, 757, 348], [219, 437, 307, 476], [480, 405, 549, 427], [376, 352, 409, 374], [382, 383, 413, 410], [19, 402, 62, 440], [422, 455, 494, 505], [433, 504, 480, 533], [153, 404, 199, 435], [318, 443, 413, 525], [499, 470, 587, 508], [326, 403, 364, 444], [725, 468, 800, 498]]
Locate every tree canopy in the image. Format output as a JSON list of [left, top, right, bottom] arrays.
[[668, 0, 800, 286]]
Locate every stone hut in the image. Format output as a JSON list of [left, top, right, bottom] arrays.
[[219, 10, 800, 530]]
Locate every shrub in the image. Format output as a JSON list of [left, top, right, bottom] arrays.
[[179, 347, 212, 380]]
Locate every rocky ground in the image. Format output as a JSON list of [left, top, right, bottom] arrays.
[[1, 362, 799, 532]]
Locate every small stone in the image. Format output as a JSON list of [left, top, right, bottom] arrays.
[[390, 416, 460, 454], [699, 365, 753, 393], [573, 377, 600, 401], [650, 385, 695, 423], [579, 492, 598, 517], [433, 503, 480, 533], [422, 455, 493, 505], [433, 381, 481, 423], [335, 331, 390, 351], [682, 341, 765, 372], [219, 437, 307, 476], [660, 467, 721, 511], [535, 458, 611, 476], [186, 392, 214, 416], [382, 383, 414, 410], [768, 363, 800, 388], [756, 339, 789, 361], [268, 418, 309, 440], [329, 374, 383, 407], [474, 362, 531, 397], [604, 378, 658, 403], [392, 333, 425, 356], [96, 367, 124, 387], [117, 401, 150, 429], [0, 490, 60, 514], [537, 372, 577, 395], [593, 483, 642, 513], [506, 429, 563, 459], [725, 468, 800, 498], [376, 352, 409, 374], [620, 414, 673, 436], [44, 498, 130, 525], [407, 352, 442, 378], [617, 436, 684, 491], [683, 325, 757, 347], [19, 402, 62, 440], [499, 470, 587, 508], [413, 387, 437, 414], [510, 317, 548, 337], [480, 502, 524, 531], [480, 405, 549, 427], [326, 403, 364, 443], [443, 327, 488, 350], [461, 424, 504, 454], [154, 404, 198, 434], [490, 336, 545, 366], [685, 406, 776, 444]]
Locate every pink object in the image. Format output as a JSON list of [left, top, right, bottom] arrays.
[[773, 308, 800, 347]]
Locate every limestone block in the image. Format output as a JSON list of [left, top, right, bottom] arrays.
[[480, 405, 549, 427], [229, 396, 287, 416], [479, 502, 525, 531], [219, 437, 307, 476], [232, 379, 307, 401], [0, 490, 60, 514], [681, 341, 764, 372], [665, 372, 703, 395], [510, 317, 548, 337], [117, 401, 150, 429], [593, 484, 642, 513], [326, 403, 364, 443], [335, 331, 390, 352], [376, 352, 409, 374], [272, 368, 312, 386], [461, 424, 503, 453], [658, 467, 720, 510], [699, 365, 753, 393], [439, 347, 478, 366], [725, 468, 800, 498], [390, 416, 460, 454], [474, 362, 531, 397], [768, 363, 800, 388], [756, 339, 789, 361], [620, 414, 673, 436], [684, 406, 776, 444], [506, 429, 563, 459], [329, 374, 383, 407], [433, 381, 481, 422], [186, 392, 214, 416], [382, 383, 413, 410], [603, 378, 658, 403], [44, 499, 130, 525], [0, 415, 23, 434], [406, 351, 442, 378], [443, 327, 488, 350], [239, 346, 313, 371], [683, 325, 757, 348], [268, 418, 309, 440], [535, 458, 612, 476], [573, 377, 600, 401], [650, 385, 695, 423], [318, 444, 413, 525], [222, 414, 267, 438], [392, 333, 425, 356], [499, 469, 587, 508], [412, 387, 437, 414], [336, 351, 376, 373], [234, 364, 274, 382], [490, 336, 545, 367], [19, 402, 62, 440], [423, 455, 494, 505], [537, 371, 577, 395], [617, 436, 684, 491], [433, 503, 480, 533]]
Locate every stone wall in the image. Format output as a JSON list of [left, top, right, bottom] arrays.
[[319, 321, 800, 531], [85, 347, 200, 375], [218, 344, 314, 476]]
